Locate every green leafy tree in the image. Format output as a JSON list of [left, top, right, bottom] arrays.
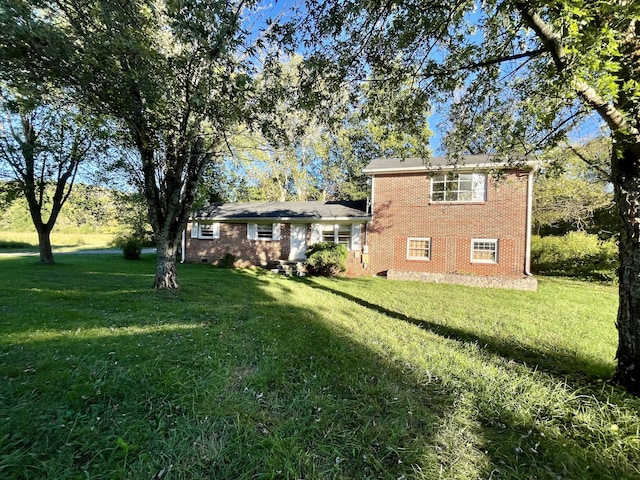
[[0, 0, 272, 288], [195, 57, 432, 204], [0, 91, 102, 263], [297, 0, 640, 394], [534, 139, 614, 236]]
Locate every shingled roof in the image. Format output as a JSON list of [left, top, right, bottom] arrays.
[[363, 155, 537, 174], [192, 200, 370, 221]]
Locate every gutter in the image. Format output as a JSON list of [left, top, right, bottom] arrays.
[[362, 160, 539, 175], [524, 169, 535, 276], [192, 216, 372, 222]]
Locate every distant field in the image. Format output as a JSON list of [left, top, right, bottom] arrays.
[[0, 230, 116, 252], [0, 255, 637, 479]]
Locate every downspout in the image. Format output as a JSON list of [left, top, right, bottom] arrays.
[[367, 175, 375, 243], [369, 176, 375, 221], [181, 228, 186, 264], [524, 169, 534, 276]]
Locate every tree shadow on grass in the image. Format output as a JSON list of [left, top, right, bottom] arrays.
[[0, 264, 458, 479], [0, 260, 637, 479], [296, 277, 614, 383]]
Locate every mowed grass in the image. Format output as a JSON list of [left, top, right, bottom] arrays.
[[0, 255, 638, 479], [0, 231, 116, 252]]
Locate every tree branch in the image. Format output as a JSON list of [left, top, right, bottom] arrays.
[[567, 143, 611, 179], [515, 1, 639, 138], [462, 48, 547, 71]]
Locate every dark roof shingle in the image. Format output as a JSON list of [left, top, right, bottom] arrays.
[[193, 200, 369, 221]]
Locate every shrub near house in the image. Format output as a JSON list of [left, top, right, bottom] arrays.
[[306, 242, 347, 276], [531, 232, 618, 281]]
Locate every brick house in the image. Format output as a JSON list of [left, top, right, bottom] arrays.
[[362, 156, 537, 289], [183, 201, 371, 275], [183, 155, 537, 288]]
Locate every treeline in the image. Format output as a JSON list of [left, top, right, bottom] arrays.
[[0, 183, 147, 235], [532, 139, 617, 281]]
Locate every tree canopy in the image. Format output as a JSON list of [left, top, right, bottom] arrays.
[[293, 0, 640, 394], [0, 90, 104, 263], [0, 0, 278, 287], [534, 138, 614, 236]]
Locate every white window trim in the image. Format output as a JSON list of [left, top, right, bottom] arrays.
[[430, 172, 487, 203], [256, 223, 274, 240], [247, 223, 257, 240], [190, 222, 220, 239], [248, 223, 280, 241], [199, 223, 220, 239], [316, 223, 360, 250], [407, 237, 431, 261], [471, 238, 498, 264]]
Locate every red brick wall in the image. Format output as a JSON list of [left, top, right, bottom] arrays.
[[184, 221, 368, 276], [365, 170, 530, 278], [345, 248, 367, 277], [184, 222, 290, 266]]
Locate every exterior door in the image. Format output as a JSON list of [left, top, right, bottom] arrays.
[[289, 224, 307, 260]]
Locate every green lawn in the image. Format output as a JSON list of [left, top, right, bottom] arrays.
[[0, 231, 116, 252], [0, 254, 638, 479]]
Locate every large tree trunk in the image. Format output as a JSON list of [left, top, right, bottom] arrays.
[[153, 229, 180, 289], [36, 225, 55, 265], [612, 141, 640, 396], [25, 188, 56, 265], [138, 133, 206, 290]]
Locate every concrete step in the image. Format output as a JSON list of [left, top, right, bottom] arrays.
[[267, 260, 307, 276]]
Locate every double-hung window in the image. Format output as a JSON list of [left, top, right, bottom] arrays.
[[190, 222, 220, 239], [431, 173, 486, 202], [257, 224, 274, 240], [407, 238, 431, 260], [322, 224, 351, 246], [471, 239, 498, 263], [247, 223, 281, 241], [322, 225, 337, 243], [313, 224, 362, 250]]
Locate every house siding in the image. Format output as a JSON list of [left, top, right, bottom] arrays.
[[365, 170, 530, 278]]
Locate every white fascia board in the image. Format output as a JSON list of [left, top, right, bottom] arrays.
[[192, 216, 372, 222], [363, 161, 538, 175]]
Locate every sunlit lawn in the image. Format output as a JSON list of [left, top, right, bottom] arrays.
[[0, 231, 116, 252], [0, 254, 638, 479]]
